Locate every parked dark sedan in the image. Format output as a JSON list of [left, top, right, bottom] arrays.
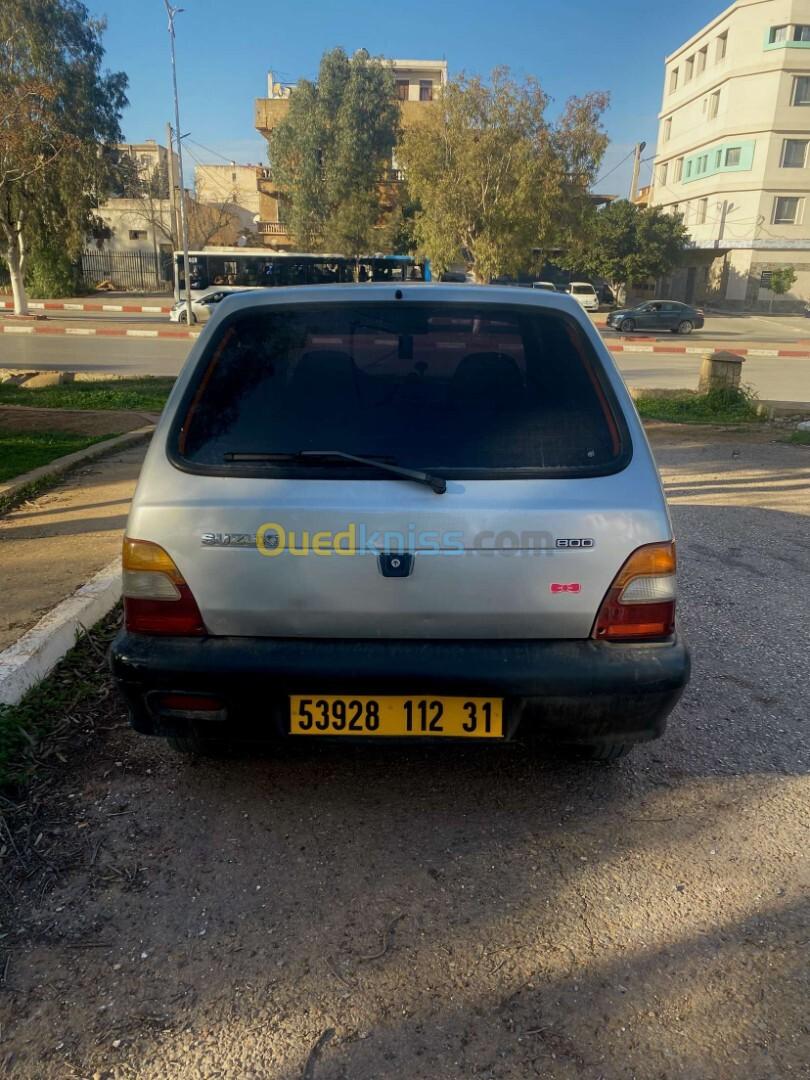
[[606, 300, 704, 335]]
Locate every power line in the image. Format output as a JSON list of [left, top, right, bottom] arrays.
[[594, 146, 637, 187], [185, 137, 240, 164]]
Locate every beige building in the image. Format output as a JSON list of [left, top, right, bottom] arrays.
[[651, 0, 810, 310], [195, 163, 262, 217], [254, 59, 448, 249], [115, 139, 179, 189]]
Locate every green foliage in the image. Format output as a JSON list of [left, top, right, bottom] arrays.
[[785, 430, 810, 446], [25, 248, 78, 298], [269, 48, 400, 253], [568, 200, 689, 297], [768, 266, 797, 297], [0, 0, 128, 310], [635, 387, 762, 424], [0, 377, 174, 412], [397, 69, 609, 281], [0, 431, 111, 483]]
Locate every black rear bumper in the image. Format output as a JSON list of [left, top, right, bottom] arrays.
[[110, 631, 690, 747]]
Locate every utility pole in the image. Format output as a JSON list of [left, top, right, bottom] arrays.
[[166, 121, 180, 250], [629, 141, 647, 203], [164, 1, 193, 325]]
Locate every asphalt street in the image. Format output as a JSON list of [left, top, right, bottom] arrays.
[[2, 330, 810, 401]]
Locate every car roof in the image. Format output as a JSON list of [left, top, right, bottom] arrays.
[[210, 282, 593, 318]]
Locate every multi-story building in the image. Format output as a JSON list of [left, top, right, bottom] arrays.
[[114, 140, 180, 190], [195, 163, 262, 217], [651, 0, 810, 310], [254, 59, 448, 249]]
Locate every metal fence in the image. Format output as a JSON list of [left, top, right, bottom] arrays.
[[80, 250, 172, 292]]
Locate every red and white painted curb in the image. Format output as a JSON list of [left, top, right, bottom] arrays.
[[0, 299, 171, 314], [0, 323, 199, 339], [1, 321, 808, 356], [606, 343, 810, 358]]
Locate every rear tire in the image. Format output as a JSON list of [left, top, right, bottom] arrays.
[[620, 318, 636, 333], [677, 320, 694, 335], [563, 742, 634, 762]]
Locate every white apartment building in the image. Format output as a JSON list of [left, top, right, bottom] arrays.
[[651, 0, 810, 310]]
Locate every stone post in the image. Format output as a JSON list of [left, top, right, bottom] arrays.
[[698, 350, 745, 394]]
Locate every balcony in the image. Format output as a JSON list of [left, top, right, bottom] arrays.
[[258, 221, 289, 235]]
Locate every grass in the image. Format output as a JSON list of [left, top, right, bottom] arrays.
[[0, 376, 174, 412], [0, 431, 115, 483], [784, 430, 810, 446], [0, 612, 120, 793], [635, 387, 763, 425]]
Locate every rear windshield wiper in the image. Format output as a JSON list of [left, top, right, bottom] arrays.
[[223, 449, 447, 494]]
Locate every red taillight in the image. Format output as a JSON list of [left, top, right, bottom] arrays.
[[122, 538, 206, 636], [592, 542, 677, 643]]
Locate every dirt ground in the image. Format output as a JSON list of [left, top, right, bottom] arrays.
[[0, 444, 146, 649], [1, 426, 809, 1080], [0, 406, 151, 437]]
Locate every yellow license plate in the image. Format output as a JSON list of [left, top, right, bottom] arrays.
[[289, 695, 503, 739]]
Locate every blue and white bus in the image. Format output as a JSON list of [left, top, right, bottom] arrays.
[[174, 248, 430, 301]]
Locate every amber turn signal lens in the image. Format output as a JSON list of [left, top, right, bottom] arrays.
[[122, 538, 206, 636], [592, 542, 677, 643]]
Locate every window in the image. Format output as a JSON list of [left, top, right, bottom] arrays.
[[670, 67, 679, 93], [684, 56, 694, 81], [685, 160, 693, 178], [697, 47, 708, 74], [782, 138, 808, 167], [658, 162, 668, 186], [674, 157, 684, 182], [664, 117, 672, 141], [715, 150, 723, 168], [795, 25, 810, 41], [716, 32, 728, 60], [773, 196, 801, 224], [697, 154, 708, 174], [793, 76, 810, 104], [696, 199, 708, 224], [769, 25, 789, 44], [396, 80, 409, 101], [419, 80, 433, 102], [128, 229, 147, 240], [176, 304, 628, 476], [725, 146, 741, 166], [708, 90, 720, 118]]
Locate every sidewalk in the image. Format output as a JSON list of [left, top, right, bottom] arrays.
[[0, 442, 146, 650], [0, 294, 171, 314]]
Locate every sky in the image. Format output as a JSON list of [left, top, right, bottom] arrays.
[[92, 0, 731, 197]]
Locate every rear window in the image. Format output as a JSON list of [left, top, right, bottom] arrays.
[[572, 285, 596, 295], [173, 303, 629, 478]]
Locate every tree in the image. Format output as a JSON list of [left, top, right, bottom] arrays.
[[268, 47, 400, 254], [396, 68, 609, 282], [0, 0, 128, 313], [767, 266, 797, 312], [569, 199, 688, 302]]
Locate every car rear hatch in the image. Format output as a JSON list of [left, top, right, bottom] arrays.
[[127, 292, 672, 640]]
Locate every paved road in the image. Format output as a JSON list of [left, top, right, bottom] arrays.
[[1, 426, 808, 1079], [3, 331, 810, 402]]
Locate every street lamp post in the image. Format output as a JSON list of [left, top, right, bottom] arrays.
[[163, 1, 193, 325]]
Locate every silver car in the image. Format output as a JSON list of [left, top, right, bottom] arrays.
[[111, 285, 689, 759], [168, 288, 245, 324]]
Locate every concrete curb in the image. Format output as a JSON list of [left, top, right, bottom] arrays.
[[0, 324, 198, 339], [1, 300, 171, 314], [0, 425, 154, 507], [0, 559, 120, 706]]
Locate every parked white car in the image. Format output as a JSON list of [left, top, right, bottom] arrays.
[[566, 282, 600, 312], [169, 288, 246, 325]]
